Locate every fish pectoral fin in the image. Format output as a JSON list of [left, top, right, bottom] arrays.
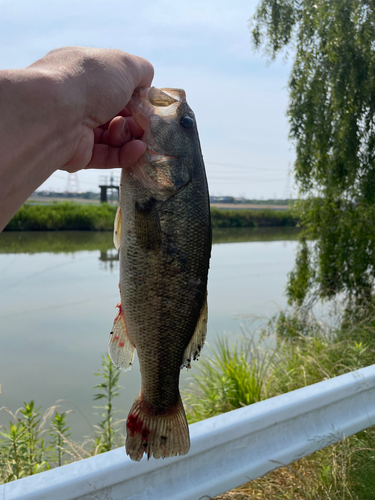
[[181, 294, 208, 369], [131, 159, 175, 201], [135, 198, 162, 253], [113, 206, 122, 251], [108, 304, 135, 372]]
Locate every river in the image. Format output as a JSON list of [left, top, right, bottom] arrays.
[[0, 228, 299, 439]]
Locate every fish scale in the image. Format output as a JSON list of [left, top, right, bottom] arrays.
[[109, 87, 211, 461]]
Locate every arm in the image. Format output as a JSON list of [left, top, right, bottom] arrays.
[[0, 46, 154, 231]]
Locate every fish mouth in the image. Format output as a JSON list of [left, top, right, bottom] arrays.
[[128, 87, 185, 157], [127, 88, 186, 199]]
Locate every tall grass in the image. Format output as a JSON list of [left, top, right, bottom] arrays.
[[2, 311, 375, 496], [184, 336, 275, 423], [210, 207, 298, 228], [0, 355, 123, 484], [4, 202, 117, 231], [183, 310, 375, 499], [93, 355, 125, 453], [3, 202, 298, 231]]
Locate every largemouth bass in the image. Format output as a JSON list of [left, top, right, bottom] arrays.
[[109, 87, 211, 461]]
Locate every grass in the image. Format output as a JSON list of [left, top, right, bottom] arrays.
[[183, 310, 375, 499], [2, 309, 375, 496], [4, 202, 117, 231], [0, 355, 124, 483], [3, 202, 299, 232], [210, 206, 298, 228]]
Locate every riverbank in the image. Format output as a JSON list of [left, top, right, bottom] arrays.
[[1, 309, 375, 496], [185, 310, 375, 499], [4, 202, 298, 231]]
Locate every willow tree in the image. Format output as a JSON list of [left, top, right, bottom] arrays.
[[251, 0, 375, 310]]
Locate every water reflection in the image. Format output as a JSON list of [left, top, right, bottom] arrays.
[[0, 228, 300, 439], [99, 249, 119, 272], [0, 227, 300, 254]]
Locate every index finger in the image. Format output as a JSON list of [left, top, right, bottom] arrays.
[[128, 54, 154, 89]]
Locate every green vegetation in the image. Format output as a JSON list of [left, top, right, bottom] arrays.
[[212, 227, 300, 244], [252, 0, 375, 312], [210, 207, 297, 229], [2, 311, 375, 498], [3, 202, 299, 233], [0, 355, 123, 483], [184, 311, 375, 498], [4, 202, 117, 231], [93, 355, 123, 453]]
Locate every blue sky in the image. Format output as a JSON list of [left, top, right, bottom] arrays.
[[1, 0, 296, 199]]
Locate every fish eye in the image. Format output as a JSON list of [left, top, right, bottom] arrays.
[[180, 116, 195, 129]]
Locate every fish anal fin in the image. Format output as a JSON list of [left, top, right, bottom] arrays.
[[108, 303, 135, 372], [181, 294, 208, 369], [126, 394, 190, 461], [135, 198, 162, 253], [113, 206, 122, 251]]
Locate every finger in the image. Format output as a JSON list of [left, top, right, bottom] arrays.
[[128, 54, 154, 89], [108, 116, 131, 147], [94, 128, 105, 143], [84, 139, 146, 170], [126, 117, 144, 138], [116, 107, 132, 117], [98, 117, 144, 146]]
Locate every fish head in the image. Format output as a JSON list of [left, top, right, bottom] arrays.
[[128, 87, 202, 200]]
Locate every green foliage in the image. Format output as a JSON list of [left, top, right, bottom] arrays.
[[19, 401, 43, 476], [210, 207, 297, 229], [0, 353, 124, 484], [184, 336, 275, 423], [4, 202, 117, 231], [0, 422, 28, 482], [252, 0, 375, 310], [3, 201, 298, 232], [49, 412, 72, 467], [93, 355, 122, 453], [0, 401, 52, 482], [185, 310, 375, 498]]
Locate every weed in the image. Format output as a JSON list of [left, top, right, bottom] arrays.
[[49, 412, 72, 467], [93, 354, 123, 453], [184, 335, 275, 423]]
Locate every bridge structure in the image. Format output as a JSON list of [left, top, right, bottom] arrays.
[[99, 173, 120, 203]]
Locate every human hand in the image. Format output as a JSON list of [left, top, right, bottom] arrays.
[[29, 46, 154, 173]]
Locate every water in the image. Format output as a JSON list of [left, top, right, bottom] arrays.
[[0, 228, 299, 438]]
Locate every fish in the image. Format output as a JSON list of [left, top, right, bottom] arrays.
[[109, 87, 212, 461]]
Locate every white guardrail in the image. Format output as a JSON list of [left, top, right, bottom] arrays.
[[2, 364, 375, 500]]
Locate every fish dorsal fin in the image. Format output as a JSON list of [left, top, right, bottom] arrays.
[[108, 304, 135, 372], [113, 206, 122, 251], [181, 294, 208, 369]]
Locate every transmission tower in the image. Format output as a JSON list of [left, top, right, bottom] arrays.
[[65, 173, 81, 194]]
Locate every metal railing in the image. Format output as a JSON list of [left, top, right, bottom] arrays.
[[2, 364, 375, 500]]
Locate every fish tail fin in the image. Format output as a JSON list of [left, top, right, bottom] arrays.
[[126, 394, 190, 461]]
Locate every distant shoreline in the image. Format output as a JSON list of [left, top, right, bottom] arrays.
[[3, 202, 299, 231]]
